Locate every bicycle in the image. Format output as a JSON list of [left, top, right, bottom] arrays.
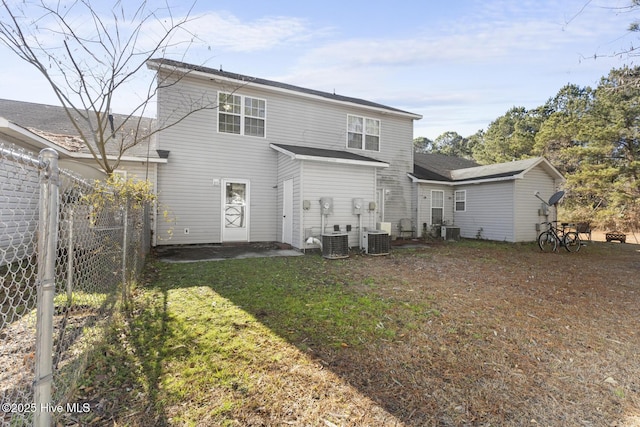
[[537, 221, 581, 253]]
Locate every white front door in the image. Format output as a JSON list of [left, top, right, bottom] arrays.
[[222, 179, 249, 242], [282, 178, 293, 245]]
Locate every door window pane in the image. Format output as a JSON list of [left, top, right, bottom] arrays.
[[225, 182, 246, 228]]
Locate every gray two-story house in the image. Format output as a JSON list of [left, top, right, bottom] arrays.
[[147, 59, 422, 249]]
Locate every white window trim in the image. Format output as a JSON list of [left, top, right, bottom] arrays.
[[346, 114, 381, 152], [455, 190, 466, 212], [218, 91, 267, 138]]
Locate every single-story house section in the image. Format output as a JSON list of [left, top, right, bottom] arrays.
[[271, 143, 389, 249], [0, 99, 162, 182], [0, 99, 165, 244], [410, 154, 565, 242]]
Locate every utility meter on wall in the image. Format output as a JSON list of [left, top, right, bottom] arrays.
[[352, 198, 364, 215], [319, 197, 333, 215]]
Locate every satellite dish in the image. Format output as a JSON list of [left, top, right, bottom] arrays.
[[548, 190, 565, 206]]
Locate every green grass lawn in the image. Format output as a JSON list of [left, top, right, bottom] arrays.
[[70, 254, 433, 426], [67, 241, 640, 426]]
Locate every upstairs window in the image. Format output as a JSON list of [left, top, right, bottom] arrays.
[[219, 92, 266, 137], [455, 190, 466, 212], [347, 115, 380, 151]]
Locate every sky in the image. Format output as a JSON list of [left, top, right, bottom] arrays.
[[0, 0, 638, 140]]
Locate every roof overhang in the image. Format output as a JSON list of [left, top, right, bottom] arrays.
[[65, 152, 167, 164], [0, 117, 166, 165], [148, 60, 422, 121], [409, 157, 566, 186], [271, 144, 389, 168], [408, 173, 521, 186], [0, 117, 73, 157]]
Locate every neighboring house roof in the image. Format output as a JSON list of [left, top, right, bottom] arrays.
[[147, 58, 423, 120], [414, 153, 479, 181], [410, 155, 564, 185], [271, 143, 389, 168], [0, 117, 108, 179], [0, 98, 159, 160]]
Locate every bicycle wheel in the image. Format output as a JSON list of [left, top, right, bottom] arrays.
[[563, 231, 581, 253], [537, 231, 557, 252]]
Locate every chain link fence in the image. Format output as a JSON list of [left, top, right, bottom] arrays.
[[0, 144, 151, 426]]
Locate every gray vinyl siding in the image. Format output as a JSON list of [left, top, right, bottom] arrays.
[[454, 181, 515, 241], [301, 161, 377, 248], [275, 153, 302, 248], [155, 70, 416, 246], [156, 73, 278, 245], [375, 116, 415, 236], [0, 153, 39, 266], [113, 162, 157, 183], [416, 184, 454, 234], [514, 167, 560, 242]]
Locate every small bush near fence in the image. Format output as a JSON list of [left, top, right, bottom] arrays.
[[0, 143, 151, 426]]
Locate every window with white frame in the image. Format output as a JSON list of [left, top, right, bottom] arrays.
[[455, 190, 466, 212], [218, 92, 266, 137], [431, 190, 444, 225], [347, 115, 380, 151]]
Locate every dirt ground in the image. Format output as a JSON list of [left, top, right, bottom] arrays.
[[316, 239, 640, 426]]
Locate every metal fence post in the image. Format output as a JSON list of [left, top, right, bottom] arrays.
[[121, 202, 128, 304], [34, 148, 59, 427], [66, 207, 74, 305]]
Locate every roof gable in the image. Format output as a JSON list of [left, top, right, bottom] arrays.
[[411, 154, 564, 184]]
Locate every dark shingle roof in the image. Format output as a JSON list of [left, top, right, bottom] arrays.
[[271, 143, 388, 166], [412, 154, 563, 183], [413, 153, 479, 181], [147, 58, 422, 118], [0, 98, 157, 158]]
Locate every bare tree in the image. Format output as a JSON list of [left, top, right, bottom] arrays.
[[0, 0, 218, 174]]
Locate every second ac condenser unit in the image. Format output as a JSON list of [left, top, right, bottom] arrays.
[[441, 226, 461, 241], [362, 230, 390, 255], [322, 233, 349, 259]]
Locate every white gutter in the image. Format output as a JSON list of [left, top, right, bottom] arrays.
[[69, 152, 168, 163], [408, 172, 524, 186]]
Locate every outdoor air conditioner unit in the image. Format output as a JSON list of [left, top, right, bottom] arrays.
[[322, 233, 349, 259], [362, 230, 390, 255], [441, 226, 461, 241]]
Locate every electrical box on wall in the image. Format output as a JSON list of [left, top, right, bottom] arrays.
[[368, 201, 376, 211], [352, 198, 364, 215], [540, 203, 549, 216], [302, 200, 311, 210], [320, 197, 333, 215]]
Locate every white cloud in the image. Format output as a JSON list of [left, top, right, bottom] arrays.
[[142, 11, 323, 55]]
